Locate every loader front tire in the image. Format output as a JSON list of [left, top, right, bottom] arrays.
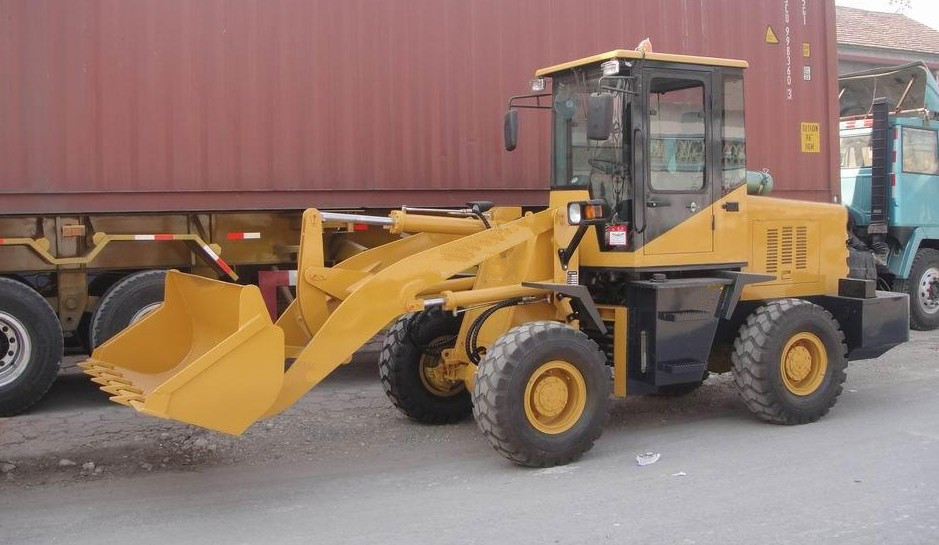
[[732, 299, 847, 425], [379, 309, 472, 424], [473, 321, 611, 467]]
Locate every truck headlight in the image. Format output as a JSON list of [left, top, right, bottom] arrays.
[[530, 78, 546, 92]]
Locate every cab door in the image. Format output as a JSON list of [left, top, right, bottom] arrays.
[[640, 69, 714, 255]]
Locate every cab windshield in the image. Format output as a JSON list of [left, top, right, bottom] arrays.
[[551, 69, 630, 212]]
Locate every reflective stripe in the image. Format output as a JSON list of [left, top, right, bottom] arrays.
[[216, 258, 235, 277], [134, 234, 175, 241], [839, 119, 873, 130], [227, 232, 261, 240], [287, 270, 298, 286], [201, 244, 220, 261]]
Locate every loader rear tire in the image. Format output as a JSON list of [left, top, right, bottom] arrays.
[[379, 309, 472, 424], [473, 321, 611, 467], [90, 270, 166, 349], [0, 277, 63, 416], [732, 299, 847, 425]]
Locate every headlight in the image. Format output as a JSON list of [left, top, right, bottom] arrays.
[[567, 203, 583, 225], [530, 78, 546, 92], [601, 60, 620, 76]]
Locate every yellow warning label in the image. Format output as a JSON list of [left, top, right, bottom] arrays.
[[766, 25, 779, 44], [802, 42, 811, 58], [801, 122, 821, 153]]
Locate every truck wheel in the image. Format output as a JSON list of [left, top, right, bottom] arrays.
[[90, 270, 166, 349], [473, 321, 611, 467], [896, 248, 939, 331], [379, 309, 472, 424], [0, 277, 63, 416], [732, 299, 847, 425]]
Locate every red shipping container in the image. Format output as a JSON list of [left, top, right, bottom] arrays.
[[0, 0, 839, 214]]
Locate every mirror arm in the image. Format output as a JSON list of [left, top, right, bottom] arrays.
[[558, 224, 590, 271], [508, 93, 553, 110]]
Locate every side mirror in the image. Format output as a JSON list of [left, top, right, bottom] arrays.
[[504, 109, 519, 151], [586, 93, 614, 141]]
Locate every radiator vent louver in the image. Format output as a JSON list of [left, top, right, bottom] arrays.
[[765, 225, 810, 273], [766, 228, 779, 273], [796, 226, 808, 269]]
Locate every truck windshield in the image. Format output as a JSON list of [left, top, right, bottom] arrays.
[[840, 133, 873, 168], [551, 70, 630, 210]]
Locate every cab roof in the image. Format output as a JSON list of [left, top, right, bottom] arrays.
[[534, 49, 748, 77]]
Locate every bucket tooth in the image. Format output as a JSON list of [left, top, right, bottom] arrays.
[[91, 376, 134, 387], [110, 394, 138, 406], [101, 383, 143, 396], [80, 360, 114, 371]]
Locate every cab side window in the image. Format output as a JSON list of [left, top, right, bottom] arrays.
[[649, 79, 705, 192], [902, 127, 939, 175], [722, 74, 747, 193]]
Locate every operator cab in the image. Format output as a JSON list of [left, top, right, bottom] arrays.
[[506, 48, 748, 256]]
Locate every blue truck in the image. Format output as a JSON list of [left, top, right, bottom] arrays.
[[840, 62, 939, 330]]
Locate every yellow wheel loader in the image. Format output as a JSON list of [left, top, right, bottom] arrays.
[[81, 50, 909, 467]]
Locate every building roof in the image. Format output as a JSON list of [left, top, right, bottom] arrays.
[[837, 6, 939, 55]]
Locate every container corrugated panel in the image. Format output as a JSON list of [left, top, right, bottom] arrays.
[[0, 0, 838, 214]]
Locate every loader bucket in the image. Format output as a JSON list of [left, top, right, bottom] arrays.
[[81, 270, 285, 435]]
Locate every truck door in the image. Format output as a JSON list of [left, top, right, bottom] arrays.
[[641, 69, 714, 255]]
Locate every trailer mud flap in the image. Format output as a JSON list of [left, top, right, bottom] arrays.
[[81, 270, 284, 434]]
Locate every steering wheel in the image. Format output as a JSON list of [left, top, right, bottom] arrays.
[[588, 158, 627, 175]]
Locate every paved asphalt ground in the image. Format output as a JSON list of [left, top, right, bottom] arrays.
[[1, 332, 938, 545]]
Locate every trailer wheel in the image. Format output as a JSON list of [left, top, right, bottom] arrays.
[[732, 299, 847, 425], [0, 277, 63, 416], [90, 270, 167, 350], [379, 309, 472, 424], [896, 248, 939, 331], [473, 321, 611, 467]]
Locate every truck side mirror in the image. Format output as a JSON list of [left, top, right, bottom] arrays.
[[586, 92, 614, 141], [504, 109, 519, 151]]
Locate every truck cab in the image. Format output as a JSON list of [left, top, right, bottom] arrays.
[[839, 62, 939, 329]]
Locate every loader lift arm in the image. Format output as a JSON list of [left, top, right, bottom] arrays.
[[83, 206, 566, 434]]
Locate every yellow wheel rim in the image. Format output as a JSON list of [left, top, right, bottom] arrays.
[[418, 339, 464, 398], [523, 360, 587, 434], [780, 332, 828, 396]]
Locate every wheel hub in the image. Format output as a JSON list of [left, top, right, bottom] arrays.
[[0, 311, 32, 387], [532, 376, 569, 417], [784, 346, 813, 382], [524, 360, 587, 435], [130, 302, 162, 324], [417, 337, 465, 398], [918, 267, 939, 315], [779, 332, 828, 396]]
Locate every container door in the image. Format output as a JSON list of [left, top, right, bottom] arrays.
[[642, 70, 714, 255]]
